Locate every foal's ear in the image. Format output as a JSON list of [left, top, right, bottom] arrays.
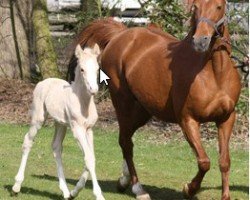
[[75, 44, 83, 58], [93, 43, 100, 56]]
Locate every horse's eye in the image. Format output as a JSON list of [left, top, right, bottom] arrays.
[[217, 5, 222, 10], [81, 68, 84, 73]]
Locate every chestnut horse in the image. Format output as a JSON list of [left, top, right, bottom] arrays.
[[68, 0, 241, 199]]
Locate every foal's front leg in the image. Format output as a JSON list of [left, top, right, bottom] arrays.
[[71, 124, 105, 200], [70, 128, 97, 197], [52, 123, 70, 199]]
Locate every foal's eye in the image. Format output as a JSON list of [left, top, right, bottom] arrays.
[[81, 68, 84, 73]]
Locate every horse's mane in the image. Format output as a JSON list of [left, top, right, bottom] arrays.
[[76, 18, 127, 50], [67, 18, 127, 81], [146, 23, 179, 42]]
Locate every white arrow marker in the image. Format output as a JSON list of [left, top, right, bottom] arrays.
[[99, 69, 110, 85]]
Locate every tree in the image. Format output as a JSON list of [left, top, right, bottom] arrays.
[[0, 0, 30, 80], [33, 0, 59, 79]]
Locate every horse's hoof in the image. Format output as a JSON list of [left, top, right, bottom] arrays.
[[117, 178, 129, 193], [182, 183, 192, 199], [136, 193, 151, 200], [221, 194, 230, 200]]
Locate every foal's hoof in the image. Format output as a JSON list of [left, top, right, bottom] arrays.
[[11, 190, 18, 197], [117, 178, 129, 193], [12, 185, 21, 196], [136, 193, 151, 200], [65, 195, 75, 200]]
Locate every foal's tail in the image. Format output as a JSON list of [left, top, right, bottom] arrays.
[[67, 18, 127, 82]]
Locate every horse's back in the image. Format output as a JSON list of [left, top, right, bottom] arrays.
[[102, 27, 178, 121]]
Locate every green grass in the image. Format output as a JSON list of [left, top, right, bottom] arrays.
[[0, 124, 248, 200]]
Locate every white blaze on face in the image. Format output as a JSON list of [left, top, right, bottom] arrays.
[[75, 44, 100, 95], [83, 57, 99, 94]]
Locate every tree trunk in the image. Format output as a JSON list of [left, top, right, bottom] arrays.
[[33, 0, 59, 79], [0, 0, 30, 80]]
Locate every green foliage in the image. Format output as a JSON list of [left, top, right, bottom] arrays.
[[142, 0, 189, 39], [74, 0, 113, 33], [236, 87, 249, 115]]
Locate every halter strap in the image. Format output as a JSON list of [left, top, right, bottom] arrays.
[[197, 16, 227, 36]]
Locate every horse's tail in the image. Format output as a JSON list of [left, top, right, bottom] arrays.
[[67, 18, 127, 82]]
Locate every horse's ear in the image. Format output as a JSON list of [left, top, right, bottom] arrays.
[[185, 0, 196, 13], [93, 43, 100, 56], [75, 44, 82, 58]]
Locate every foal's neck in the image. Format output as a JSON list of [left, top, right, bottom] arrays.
[[72, 71, 92, 106]]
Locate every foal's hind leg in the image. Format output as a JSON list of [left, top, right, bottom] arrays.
[[12, 123, 41, 193], [216, 112, 235, 200], [181, 118, 210, 198], [12, 123, 43, 193], [13, 99, 45, 194], [52, 123, 70, 199]]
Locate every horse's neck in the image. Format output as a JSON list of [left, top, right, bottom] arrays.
[[210, 26, 233, 83]]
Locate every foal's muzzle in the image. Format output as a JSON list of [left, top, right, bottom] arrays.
[[192, 35, 212, 53]]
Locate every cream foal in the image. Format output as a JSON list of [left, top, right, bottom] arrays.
[[12, 44, 105, 200]]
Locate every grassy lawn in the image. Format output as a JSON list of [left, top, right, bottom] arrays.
[[0, 124, 248, 200]]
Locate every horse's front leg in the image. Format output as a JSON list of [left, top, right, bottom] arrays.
[[181, 117, 210, 198], [216, 112, 235, 200], [71, 124, 105, 200]]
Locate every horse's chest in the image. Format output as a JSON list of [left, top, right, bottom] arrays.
[[190, 91, 235, 121]]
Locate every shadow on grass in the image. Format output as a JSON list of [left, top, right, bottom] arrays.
[[5, 174, 248, 200], [4, 185, 63, 199], [31, 174, 189, 200]]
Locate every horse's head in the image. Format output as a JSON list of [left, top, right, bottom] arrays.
[[191, 0, 227, 52], [75, 44, 100, 95]]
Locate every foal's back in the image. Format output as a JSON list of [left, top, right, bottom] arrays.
[[33, 78, 72, 124]]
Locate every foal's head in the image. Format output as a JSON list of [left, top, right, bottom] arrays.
[[190, 0, 227, 52], [75, 44, 100, 95]]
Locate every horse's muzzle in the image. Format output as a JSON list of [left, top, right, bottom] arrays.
[[192, 36, 212, 52]]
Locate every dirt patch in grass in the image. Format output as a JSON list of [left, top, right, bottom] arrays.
[[0, 78, 248, 148]]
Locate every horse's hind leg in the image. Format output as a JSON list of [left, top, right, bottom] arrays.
[[12, 100, 45, 194], [111, 93, 151, 199], [181, 118, 210, 198], [216, 112, 235, 200], [52, 123, 70, 199]]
